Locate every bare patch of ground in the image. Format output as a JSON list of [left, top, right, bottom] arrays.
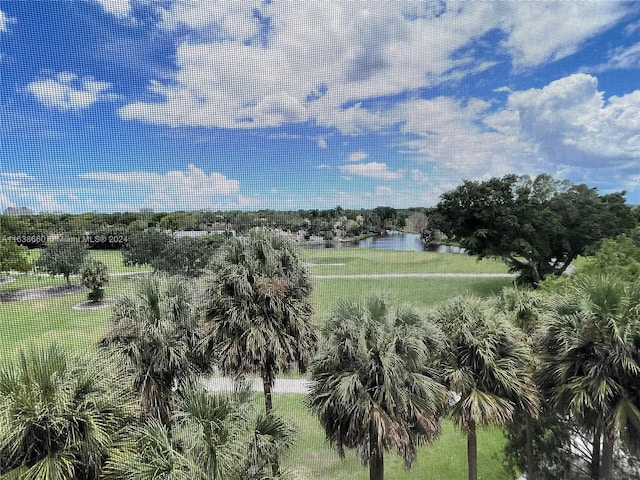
[[0, 284, 83, 303]]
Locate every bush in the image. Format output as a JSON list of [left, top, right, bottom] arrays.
[[80, 259, 109, 303]]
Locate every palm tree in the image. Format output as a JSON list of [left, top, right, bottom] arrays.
[[306, 296, 448, 480], [104, 381, 295, 480], [100, 275, 209, 426], [539, 274, 640, 480], [496, 286, 549, 480], [432, 295, 539, 480], [200, 231, 317, 414], [0, 344, 139, 480]]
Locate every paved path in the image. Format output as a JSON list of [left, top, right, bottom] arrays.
[[313, 273, 514, 279], [201, 376, 312, 394]]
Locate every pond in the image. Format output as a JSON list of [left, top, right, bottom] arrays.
[[354, 232, 466, 253]]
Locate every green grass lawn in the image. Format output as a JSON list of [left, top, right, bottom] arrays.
[[311, 276, 513, 323], [303, 248, 509, 275], [275, 394, 511, 480]]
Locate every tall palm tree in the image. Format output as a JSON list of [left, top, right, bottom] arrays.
[[306, 296, 448, 480], [496, 287, 549, 480], [432, 295, 539, 480], [0, 344, 139, 480], [200, 231, 317, 414], [539, 274, 640, 480], [104, 381, 295, 480], [100, 275, 209, 426]]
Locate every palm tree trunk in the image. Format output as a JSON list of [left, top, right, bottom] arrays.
[[592, 427, 601, 480], [525, 416, 537, 480], [262, 374, 273, 413], [369, 422, 384, 480], [599, 431, 615, 480], [262, 374, 280, 477], [467, 420, 478, 480]]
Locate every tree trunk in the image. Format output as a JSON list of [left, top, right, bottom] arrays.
[[262, 374, 273, 413], [262, 374, 279, 477], [599, 431, 615, 480], [525, 417, 537, 480], [467, 420, 478, 480], [369, 422, 384, 480], [591, 427, 601, 480]]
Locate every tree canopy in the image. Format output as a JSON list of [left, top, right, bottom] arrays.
[[433, 174, 636, 285], [36, 240, 88, 283]]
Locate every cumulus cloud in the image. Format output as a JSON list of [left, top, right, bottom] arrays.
[[28, 72, 113, 111], [339, 162, 403, 180], [80, 164, 241, 210], [119, 1, 630, 132], [507, 73, 640, 165], [348, 151, 369, 162]]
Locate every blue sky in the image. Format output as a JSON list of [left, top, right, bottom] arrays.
[[1, 0, 640, 213]]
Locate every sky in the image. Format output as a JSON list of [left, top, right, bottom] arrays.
[[1, 0, 640, 213]]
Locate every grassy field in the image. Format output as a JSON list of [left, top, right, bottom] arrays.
[[0, 247, 514, 479], [303, 248, 509, 275]]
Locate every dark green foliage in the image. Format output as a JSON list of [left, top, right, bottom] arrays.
[[122, 229, 172, 267], [434, 174, 636, 286], [0, 344, 139, 480], [152, 235, 223, 278], [0, 240, 31, 273], [80, 259, 109, 303], [36, 240, 88, 283]]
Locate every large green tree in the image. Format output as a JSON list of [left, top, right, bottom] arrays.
[[100, 275, 209, 426], [539, 275, 640, 480], [307, 296, 448, 480], [200, 231, 317, 414], [434, 174, 636, 286], [0, 240, 31, 273], [432, 295, 539, 480], [0, 344, 139, 480], [36, 240, 88, 283], [122, 229, 172, 268]]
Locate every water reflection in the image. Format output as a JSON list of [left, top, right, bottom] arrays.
[[355, 232, 466, 253]]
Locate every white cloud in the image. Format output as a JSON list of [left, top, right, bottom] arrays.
[[120, 1, 631, 132], [507, 73, 640, 165], [317, 137, 327, 149], [339, 162, 403, 180], [80, 164, 241, 211], [348, 151, 369, 162], [27, 72, 113, 111], [499, 1, 629, 69], [592, 42, 640, 72], [411, 169, 429, 185], [94, 0, 131, 18]]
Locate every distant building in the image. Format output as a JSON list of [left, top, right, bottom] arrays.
[[3, 207, 33, 216], [139, 207, 154, 213]]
